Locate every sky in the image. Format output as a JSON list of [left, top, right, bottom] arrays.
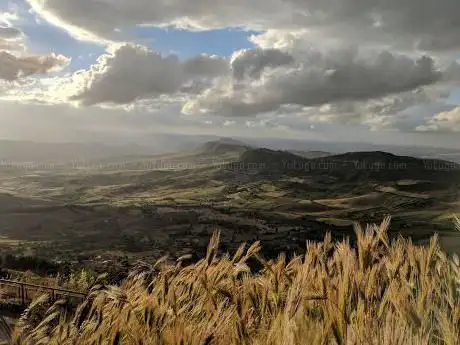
[[1, 0, 460, 149]]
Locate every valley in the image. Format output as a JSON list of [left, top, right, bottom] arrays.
[[0, 139, 459, 271]]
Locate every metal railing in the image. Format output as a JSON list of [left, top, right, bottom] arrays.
[[0, 279, 87, 306], [0, 280, 87, 344]]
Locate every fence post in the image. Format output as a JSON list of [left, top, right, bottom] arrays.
[[21, 284, 25, 305]]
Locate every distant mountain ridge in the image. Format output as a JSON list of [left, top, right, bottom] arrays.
[[200, 139, 331, 161], [200, 140, 459, 168], [2, 137, 459, 177], [288, 150, 332, 159], [321, 151, 460, 169], [206, 143, 460, 183], [200, 138, 249, 154]]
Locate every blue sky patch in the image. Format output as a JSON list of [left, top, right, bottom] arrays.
[[132, 26, 259, 59], [8, 2, 104, 71], [23, 21, 105, 70]]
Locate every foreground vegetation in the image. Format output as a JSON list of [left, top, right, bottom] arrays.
[[10, 217, 460, 345]]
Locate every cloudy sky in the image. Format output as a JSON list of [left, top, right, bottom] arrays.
[[1, 0, 460, 148]]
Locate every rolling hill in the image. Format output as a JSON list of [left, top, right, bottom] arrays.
[[0, 139, 459, 267]]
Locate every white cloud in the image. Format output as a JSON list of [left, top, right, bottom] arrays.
[[0, 19, 25, 52], [0, 51, 69, 81], [294, 89, 457, 132], [231, 48, 294, 80], [183, 47, 444, 117], [1, 0, 458, 142], [0, 18, 69, 90], [47, 44, 457, 134], [0, 40, 25, 51], [27, 0, 460, 51], [416, 107, 460, 132], [4, 36, 457, 136], [68, 44, 228, 106], [0, 26, 22, 40], [27, 0, 289, 43], [0, 11, 20, 26]]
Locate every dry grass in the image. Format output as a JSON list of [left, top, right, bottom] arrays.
[[12, 217, 460, 345]]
